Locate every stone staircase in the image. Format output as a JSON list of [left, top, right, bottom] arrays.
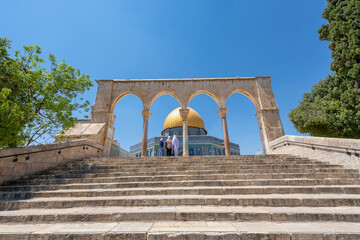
[[1, 155, 360, 239]]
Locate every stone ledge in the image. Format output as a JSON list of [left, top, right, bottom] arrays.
[[270, 135, 360, 153], [0, 139, 103, 158], [0, 139, 103, 185], [270, 135, 360, 170]]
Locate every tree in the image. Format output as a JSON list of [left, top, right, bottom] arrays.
[[0, 37, 93, 148], [289, 0, 360, 139]]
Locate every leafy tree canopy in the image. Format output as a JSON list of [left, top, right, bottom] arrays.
[[0, 37, 93, 148], [289, 0, 360, 138]]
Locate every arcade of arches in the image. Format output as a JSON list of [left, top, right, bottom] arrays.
[[66, 77, 284, 156], [130, 107, 240, 157]]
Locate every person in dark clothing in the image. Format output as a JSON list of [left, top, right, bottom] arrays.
[[165, 136, 172, 156], [159, 138, 164, 156]]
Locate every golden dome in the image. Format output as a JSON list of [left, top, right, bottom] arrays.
[[162, 107, 206, 134]]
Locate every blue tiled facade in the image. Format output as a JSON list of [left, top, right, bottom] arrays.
[[130, 135, 240, 157]]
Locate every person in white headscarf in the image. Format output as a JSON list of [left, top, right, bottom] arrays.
[[165, 136, 172, 156], [172, 135, 179, 156]]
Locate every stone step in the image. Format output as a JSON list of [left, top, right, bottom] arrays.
[[64, 162, 340, 168], [29, 168, 359, 180], [2, 194, 360, 209], [12, 173, 360, 186], [63, 157, 334, 163], [33, 164, 344, 174], [61, 162, 329, 171], [85, 158, 350, 165], [2, 206, 360, 223], [0, 221, 359, 239], [88, 156, 307, 162], [71, 163, 330, 171], [2, 178, 360, 192], [81, 159, 320, 166], [86, 155, 302, 162], [1, 154, 359, 239], [34, 166, 350, 179], [3, 185, 360, 199]]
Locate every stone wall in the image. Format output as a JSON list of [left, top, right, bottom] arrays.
[[55, 122, 106, 144], [109, 141, 132, 157], [0, 139, 103, 185], [269, 135, 360, 170]]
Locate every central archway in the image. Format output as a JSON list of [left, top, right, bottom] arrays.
[[88, 77, 284, 156], [148, 93, 180, 157]]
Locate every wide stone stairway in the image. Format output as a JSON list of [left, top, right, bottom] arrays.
[[1, 155, 360, 239]]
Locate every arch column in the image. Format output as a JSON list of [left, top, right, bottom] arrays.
[[98, 112, 115, 157], [255, 109, 284, 154], [254, 77, 285, 154], [218, 108, 231, 156], [141, 108, 152, 157], [90, 80, 115, 157], [179, 108, 190, 157]]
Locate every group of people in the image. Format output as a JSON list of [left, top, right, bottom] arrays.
[[159, 135, 179, 156]]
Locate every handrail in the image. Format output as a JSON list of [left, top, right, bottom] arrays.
[[270, 139, 360, 155], [0, 142, 102, 159]]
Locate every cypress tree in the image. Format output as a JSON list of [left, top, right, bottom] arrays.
[[289, 0, 360, 138]]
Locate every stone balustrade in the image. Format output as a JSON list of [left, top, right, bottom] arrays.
[[0, 139, 103, 184], [270, 135, 360, 170]]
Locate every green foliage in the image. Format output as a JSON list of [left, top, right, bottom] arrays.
[[0, 37, 93, 148], [289, 0, 360, 138]]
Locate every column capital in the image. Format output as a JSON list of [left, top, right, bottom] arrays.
[[141, 109, 152, 120], [217, 107, 228, 118], [179, 108, 190, 120]]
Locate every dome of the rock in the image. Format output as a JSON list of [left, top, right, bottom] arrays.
[[161, 107, 206, 135]]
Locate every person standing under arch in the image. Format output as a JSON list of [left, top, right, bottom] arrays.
[[165, 136, 172, 156], [159, 138, 164, 156], [172, 135, 179, 156]]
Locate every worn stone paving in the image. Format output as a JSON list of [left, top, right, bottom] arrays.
[[1, 206, 360, 223], [0, 221, 360, 239], [1, 155, 360, 239]]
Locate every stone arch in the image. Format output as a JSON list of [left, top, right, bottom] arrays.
[[225, 89, 260, 111], [86, 77, 284, 156], [225, 90, 262, 154], [187, 90, 220, 108], [110, 91, 144, 113], [111, 92, 143, 155], [149, 91, 182, 109], [148, 91, 181, 143]]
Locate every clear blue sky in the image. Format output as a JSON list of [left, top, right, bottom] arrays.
[[1, 0, 331, 154]]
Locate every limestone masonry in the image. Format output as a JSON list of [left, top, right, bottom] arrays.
[[60, 77, 284, 157], [1, 155, 360, 239]]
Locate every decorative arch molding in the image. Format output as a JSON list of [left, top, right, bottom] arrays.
[[110, 91, 143, 112], [89, 77, 284, 156], [187, 90, 220, 108], [148, 91, 181, 109], [226, 89, 260, 112]]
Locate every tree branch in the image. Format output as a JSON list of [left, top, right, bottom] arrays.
[[23, 51, 34, 71], [26, 127, 43, 146]]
